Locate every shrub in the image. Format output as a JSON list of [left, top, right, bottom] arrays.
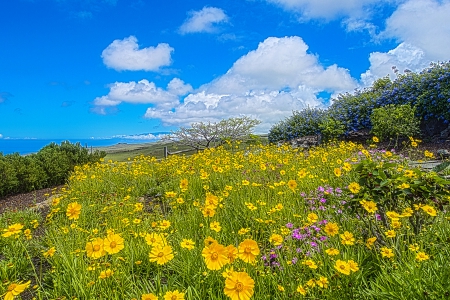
[[268, 107, 325, 143], [318, 116, 346, 141], [370, 104, 420, 147]]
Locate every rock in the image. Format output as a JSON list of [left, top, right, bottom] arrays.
[[436, 149, 450, 159], [277, 135, 321, 149], [440, 126, 450, 139]]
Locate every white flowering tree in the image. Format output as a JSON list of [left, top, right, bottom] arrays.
[[162, 116, 261, 151]]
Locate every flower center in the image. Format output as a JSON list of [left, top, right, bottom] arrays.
[[211, 252, 218, 259], [158, 252, 164, 257], [339, 265, 345, 270], [93, 245, 100, 251], [7, 284, 17, 291], [245, 247, 252, 253], [235, 282, 244, 292], [110, 241, 117, 248], [171, 296, 177, 300]]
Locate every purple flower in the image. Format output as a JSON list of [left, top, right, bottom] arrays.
[[319, 206, 326, 211], [286, 222, 293, 229], [296, 248, 302, 253], [310, 242, 318, 247], [335, 188, 342, 193], [319, 236, 327, 241], [320, 198, 327, 203], [318, 186, 325, 192], [292, 257, 298, 264]]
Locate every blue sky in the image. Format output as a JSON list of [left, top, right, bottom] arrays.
[[1, 0, 449, 140]]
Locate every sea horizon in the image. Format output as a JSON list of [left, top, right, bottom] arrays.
[[0, 137, 163, 155]]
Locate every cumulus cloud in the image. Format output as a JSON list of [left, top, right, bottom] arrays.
[[360, 42, 429, 86], [381, 0, 450, 61], [91, 78, 193, 113], [101, 36, 174, 71], [179, 7, 229, 34], [265, 0, 395, 21], [144, 36, 357, 131]]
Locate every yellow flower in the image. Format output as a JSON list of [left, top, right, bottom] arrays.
[[343, 162, 352, 172], [104, 233, 125, 254], [287, 180, 297, 190], [2, 223, 24, 238], [180, 239, 195, 250], [165, 191, 177, 198], [409, 244, 419, 252], [421, 205, 437, 217], [141, 293, 158, 300], [204, 236, 218, 247], [334, 260, 351, 275], [397, 183, 410, 189], [277, 285, 285, 292], [222, 267, 236, 278], [269, 233, 283, 246], [202, 242, 228, 270], [225, 245, 238, 263], [202, 207, 216, 217], [223, 271, 255, 300], [241, 180, 250, 186], [210, 221, 222, 232], [4, 281, 30, 300], [238, 228, 250, 235], [66, 202, 82, 220], [296, 285, 307, 295], [306, 213, 318, 224], [237, 239, 260, 263], [163, 290, 185, 300], [324, 222, 339, 236], [380, 247, 394, 258], [325, 248, 339, 256], [348, 260, 359, 272], [149, 245, 174, 265], [302, 259, 318, 269], [98, 268, 114, 279], [334, 168, 342, 177], [86, 238, 106, 259], [366, 237, 377, 249], [385, 230, 396, 238], [306, 279, 316, 287], [415, 252, 429, 262], [43, 247, 56, 258], [340, 231, 355, 245], [373, 136, 379, 143], [145, 233, 167, 247], [360, 200, 377, 213], [179, 178, 188, 189], [159, 220, 171, 230], [316, 276, 328, 288], [348, 182, 361, 194]]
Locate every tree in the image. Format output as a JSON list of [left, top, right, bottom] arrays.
[[162, 116, 261, 150]]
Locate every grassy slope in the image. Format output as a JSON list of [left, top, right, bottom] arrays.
[[98, 135, 269, 162]]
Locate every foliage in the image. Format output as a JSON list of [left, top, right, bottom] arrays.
[[268, 107, 325, 143], [370, 104, 420, 146], [1, 141, 449, 299], [0, 141, 106, 198], [162, 116, 261, 150], [268, 62, 450, 143], [318, 116, 346, 141]]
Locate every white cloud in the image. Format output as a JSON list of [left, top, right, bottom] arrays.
[[360, 42, 429, 86], [101, 36, 174, 71], [113, 133, 165, 140], [92, 78, 192, 112], [179, 7, 229, 34], [381, 0, 450, 61], [0, 134, 3, 139], [266, 0, 395, 21], [144, 36, 357, 131]]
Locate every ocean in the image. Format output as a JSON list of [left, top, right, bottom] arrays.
[[0, 138, 159, 155]]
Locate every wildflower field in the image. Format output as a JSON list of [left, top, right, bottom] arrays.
[[1, 140, 450, 300]]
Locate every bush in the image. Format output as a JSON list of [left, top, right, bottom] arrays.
[[370, 104, 420, 146], [268, 107, 325, 143], [318, 116, 346, 141], [0, 141, 106, 198]]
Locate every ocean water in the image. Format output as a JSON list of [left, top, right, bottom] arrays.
[[0, 138, 158, 155]]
